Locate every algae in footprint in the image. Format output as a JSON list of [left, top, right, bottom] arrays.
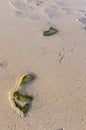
[[19, 73, 35, 86], [13, 91, 33, 114], [10, 73, 36, 116], [43, 27, 58, 36]]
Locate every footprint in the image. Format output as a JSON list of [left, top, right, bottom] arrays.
[[25, 0, 43, 7], [10, 0, 26, 11], [9, 73, 36, 116], [9, 0, 44, 18], [62, 7, 71, 14], [78, 17, 86, 24], [13, 91, 33, 115], [10, 0, 43, 11], [58, 52, 65, 65], [79, 9, 86, 13], [56, 1, 66, 6], [77, 16, 86, 31], [44, 5, 58, 19], [14, 10, 28, 17], [9, 0, 28, 17], [34, 0, 43, 7], [43, 27, 58, 36]]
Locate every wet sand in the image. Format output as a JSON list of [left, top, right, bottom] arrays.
[[0, 0, 86, 129]]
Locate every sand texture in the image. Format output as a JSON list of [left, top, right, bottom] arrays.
[[0, 0, 86, 130]]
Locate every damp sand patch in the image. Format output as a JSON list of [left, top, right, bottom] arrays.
[[9, 73, 36, 116]]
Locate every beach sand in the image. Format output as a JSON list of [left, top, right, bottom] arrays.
[[0, 0, 86, 129]]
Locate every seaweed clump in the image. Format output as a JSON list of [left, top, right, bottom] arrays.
[[19, 73, 35, 86], [43, 27, 58, 36], [13, 91, 33, 114], [13, 91, 33, 102]]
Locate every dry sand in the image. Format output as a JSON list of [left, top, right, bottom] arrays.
[[0, 0, 86, 129]]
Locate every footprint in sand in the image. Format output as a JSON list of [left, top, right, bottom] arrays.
[[77, 16, 86, 31], [56, 1, 66, 6], [25, 0, 44, 7], [78, 17, 86, 24], [44, 5, 58, 19], [13, 10, 26, 17], [9, 0, 44, 17], [9, 73, 36, 116], [62, 7, 71, 14], [9, 0, 28, 17], [79, 9, 86, 13], [10, 0, 26, 11]]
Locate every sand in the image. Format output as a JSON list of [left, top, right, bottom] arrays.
[[0, 0, 86, 129]]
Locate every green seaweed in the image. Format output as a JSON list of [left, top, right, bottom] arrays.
[[43, 27, 58, 36], [13, 91, 33, 114], [13, 98, 31, 114], [13, 91, 33, 102], [11, 73, 36, 115], [19, 73, 35, 86]]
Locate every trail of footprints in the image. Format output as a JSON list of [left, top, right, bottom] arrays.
[[9, 0, 70, 19], [9, 0, 86, 31], [8, 26, 59, 116], [7, 1, 85, 129]]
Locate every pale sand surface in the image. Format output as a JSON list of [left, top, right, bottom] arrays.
[[0, 0, 86, 129]]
